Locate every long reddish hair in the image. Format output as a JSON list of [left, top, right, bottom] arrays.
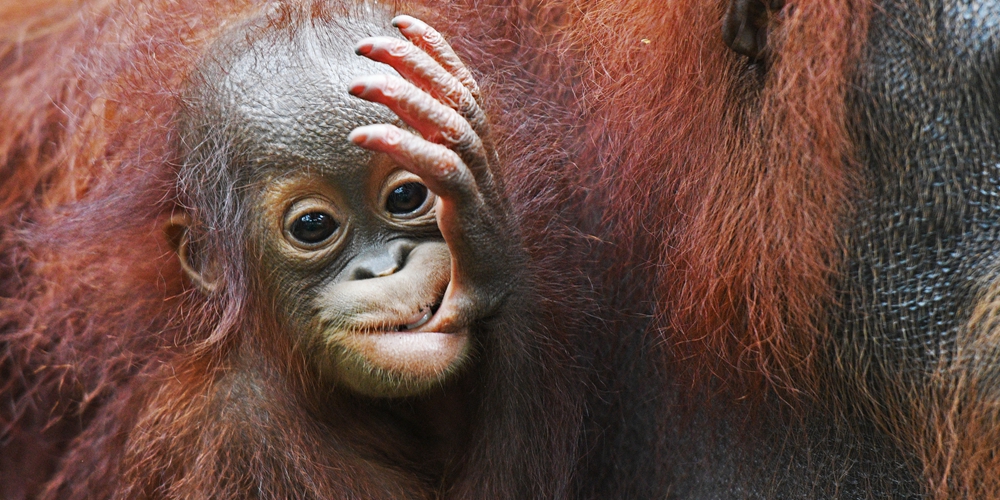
[[558, 0, 868, 393], [5, 0, 995, 497]]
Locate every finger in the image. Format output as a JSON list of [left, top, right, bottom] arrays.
[[354, 36, 486, 134], [348, 75, 470, 146], [424, 215, 512, 333], [363, 21, 497, 184], [348, 75, 495, 192], [348, 124, 480, 206], [390, 15, 480, 100]]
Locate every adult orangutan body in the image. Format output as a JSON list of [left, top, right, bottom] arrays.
[[2, 0, 999, 498]]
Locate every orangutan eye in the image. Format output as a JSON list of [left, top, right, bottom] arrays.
[[289, 212, 338, 244], [386, 182, 429, 215]]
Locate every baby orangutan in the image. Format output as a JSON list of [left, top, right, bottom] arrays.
[[173, 11, 516, 398]]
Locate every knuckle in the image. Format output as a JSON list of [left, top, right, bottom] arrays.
[[435, 84, 462, 110], [443, 121, 481, 154], [386, 39, 413, 58], [422, 29, 446, 50], [438, 120, 468, 150], [433, 152, 470, 186], [381, 127, 404, 146], [454, 137, 484, 162], [457, 95, 482, 120], [441, 114, 470, 143], [381, 76, 407, 98], [460, 71, 481, 93]]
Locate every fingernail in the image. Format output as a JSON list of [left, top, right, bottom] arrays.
[[391, 15, 412, 29], [347, 76, 369, 96], [355, 40, 373, 56], [347, 75, 384, 97], [348, 129, 368, 143]]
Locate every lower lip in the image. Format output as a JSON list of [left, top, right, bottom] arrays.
[[348, 330, 469, 375]]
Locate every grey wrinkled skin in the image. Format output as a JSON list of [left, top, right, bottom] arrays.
[[181, 8, 401, 194], [672, 2, 1000, 498], [834, 0, 1000, 497], [842, 0, 1000, 409], [177, 9, 428, 303]]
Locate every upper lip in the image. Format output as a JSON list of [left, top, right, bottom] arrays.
[[345, 299, 444, 334]]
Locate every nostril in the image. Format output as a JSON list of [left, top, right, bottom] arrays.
[[350, 266, 378, 281], [349, 258, 396, 280], [346, 240, 418, 281]]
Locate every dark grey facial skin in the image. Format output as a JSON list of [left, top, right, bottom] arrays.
[[173, 0, 525, 401], [183, 10, 444, 292], [843, 0, 1000, 384], [824, 0, 1000, 496], [801, 3, 1000, 496], [703, 1, 1000, 498]]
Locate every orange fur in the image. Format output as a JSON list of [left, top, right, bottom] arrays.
[[0, 1, 593, 497], [5, 0, 993, 497], [537, 0, 868, 392]]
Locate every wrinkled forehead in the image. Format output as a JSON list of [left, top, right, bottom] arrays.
[[183, 7, 401, 180]]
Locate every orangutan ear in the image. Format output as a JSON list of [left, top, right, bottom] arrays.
[[722, 0, 785, 61], [166, 213, 221, 294]]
